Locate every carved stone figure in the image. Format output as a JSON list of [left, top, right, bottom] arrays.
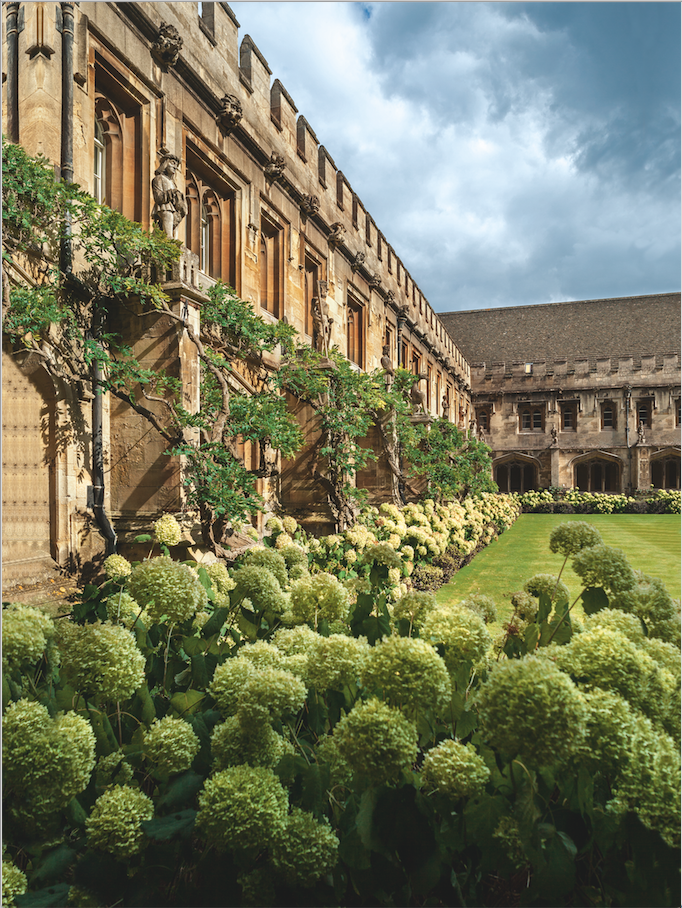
[[478, 423, 486, 441], [551, 425, 559, 445], [264, 153, 285, 182], [637, 422, 646, 444], [385, 290, 396, 306], [380, 344, 394, 388], [301, 194, 320, 217], [216, 94, 243, 135], [328, 222, 346, 247], [369, 275, 382, 290], [409, 372, 429, 416], [151, 151, 187, 238], [351, 252, 365, 272], [442, 392, 450, 419], [311, 296, 332, 356], [151, 22, 183, 69]]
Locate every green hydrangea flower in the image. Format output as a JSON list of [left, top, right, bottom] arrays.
[[575, 688, 637, 776], [551, 627, 658, 715], [282, 515, 298, 536], [204, 561, 234, 594], [271, 625, 320, 655], [279, 544, 310, 580], [128, 556, 208, 623], [421, 739, 490, 799], [420, 605, 492, 672], [461, 594, 497, 625], [232, 565, 287, 616], [2, 857, 27, 907], [609, 572, 680, 643], [360, 635, 451, 716], [237, 668, 307, 727], [3, 700, 96, 824], [237, 867, 275, 908], [307, 634, 370, 692], [270, 808, 339, 887], [106, 591, 145, 628], [153, 514, 182, 547], [196, 765, 289, 852], [549, 521, 602, 556], [571, 544, 636, 594], [235, 640, 284, 670], [476, 656, 589, 767], [315, 735, 353, 788], [85, 786, 154, 859], [2, 603, 54, 672], [392, 590, 437, 629], [57, 620, 145, 701], [510, 590, 538, 622], [211, 716, 293, 770], [103, 553, 132, 582], [608, 717, 681, 847], [584, 608, 645, 643], [363, 542, 403, 570], [523, 574, 570, 603], [333, 698, 418, 784], [240, 549, 289, 588], [289, 573, 350, 625], [209, 659, 256, 717], [143, 716, 200, 775]]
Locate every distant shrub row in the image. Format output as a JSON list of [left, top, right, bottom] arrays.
[[515, 488, 681, 515]]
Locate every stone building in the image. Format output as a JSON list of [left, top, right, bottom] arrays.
[[2, 1, 471, 585], [440, 293, 681, 495]]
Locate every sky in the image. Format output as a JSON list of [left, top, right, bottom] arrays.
[[228, 1, 680, 313]]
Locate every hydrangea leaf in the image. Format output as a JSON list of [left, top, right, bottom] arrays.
[[141, 809, 196, 842], [200, 606, 229, 639], [464, 794, 509, 848], [14, 883, 71, 907], [581, 586, 610, 615], [28, 845, 77, 888], [170, 689, 205, 717]]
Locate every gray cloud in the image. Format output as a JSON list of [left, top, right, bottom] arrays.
[[229, 2, 680, 311]]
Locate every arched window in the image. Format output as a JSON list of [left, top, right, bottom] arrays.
[[94, 118, 105, 204], [200, 201, 209, 274]]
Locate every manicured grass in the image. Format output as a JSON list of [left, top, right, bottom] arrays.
[[436, 514, 681, 625]]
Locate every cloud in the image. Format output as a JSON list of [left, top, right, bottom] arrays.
[[228, 2, 680, 310]]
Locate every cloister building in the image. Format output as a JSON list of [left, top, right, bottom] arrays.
[[2, 1, 680, 589]]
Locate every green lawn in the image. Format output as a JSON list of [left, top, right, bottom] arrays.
[[436, 514, 681, 625]]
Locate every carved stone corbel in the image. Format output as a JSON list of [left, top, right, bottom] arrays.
[[369, 275, 382, 290], [151, 22, 183, 69], [351, 252, 365, 273], [264, 153, 286, 182], [328, 222, 346, 248], [301, 194, 320, 218], [216, 94, 243, 135], [385, 290, 396, 306]]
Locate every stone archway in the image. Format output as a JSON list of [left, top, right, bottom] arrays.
[[650, 449, 681, 490], [494, 454, 541, 493], [572, 452, 623, 492]]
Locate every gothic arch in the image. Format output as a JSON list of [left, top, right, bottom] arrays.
[[650, 447, 681, 490], [493, 452, 541, 493], [570, 451, 623, 492]]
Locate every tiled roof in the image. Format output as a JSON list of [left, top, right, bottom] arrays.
[[439, 293, 681, 366]]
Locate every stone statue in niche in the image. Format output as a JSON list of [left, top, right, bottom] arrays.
[[301, 194, 320, 217], [151, 22, 183, 69], [152, 150, 187, 238], [442, 392, 450, 419], [328, 222, 346, 247], [478, 423, 486, 441], [409, 373, 429, 416], [311, 296, 332, 356], [264, 153, 286, 182], [216, 94, 243, 135], [551, 425, 559, 445], [380, 344, 394, 388], [637, 422, 646, 444]]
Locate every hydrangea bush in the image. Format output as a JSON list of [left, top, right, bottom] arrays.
[[2, 512, 679, 908]]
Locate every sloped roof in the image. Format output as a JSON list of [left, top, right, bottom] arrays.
[[439, 293, 681, 366]]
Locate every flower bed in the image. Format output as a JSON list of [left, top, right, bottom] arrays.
[[515, 488, 681, 514], [2, 512, 680, 908]]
